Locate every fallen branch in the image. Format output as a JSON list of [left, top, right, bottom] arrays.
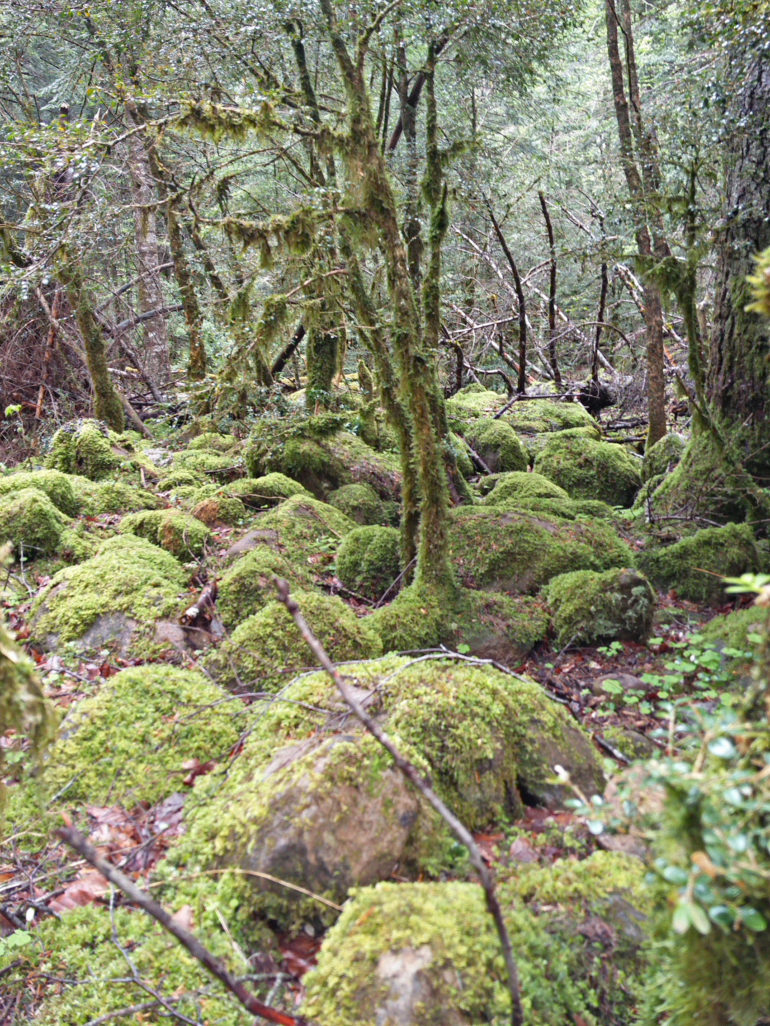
[[56, 826, 307, 1026], [274, 579, 524, 1026]]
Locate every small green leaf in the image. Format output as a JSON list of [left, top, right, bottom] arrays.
[[662, 865, 689, 886], [709, 737, 737, 760], [739, 907, 768, 932], [456, 643, 471, 654], [709, 906, 734, 929], [600, 678, 624, 695]]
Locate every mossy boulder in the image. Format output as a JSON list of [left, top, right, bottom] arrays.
[[303, 854, 648, 1026], [449, 508, 635, 594], [643, 432, 686, 482], [190, 492, 247, 526], [0, 488, 69, 557], [337, 526, 401, 601], [156, 469, 206, 491], [175, 656, 604, 930], [328, 482, 388, 526], [74, 477, 162, 514], [172, 448, 243, 481], [698, 605, 770, 654], [8, 666, 241, 826], [370, 584, 448, 652], [481, 471, 569, 505], [446, 590, 550, 663], [120, 508, 211, 559], [45, 420, 122, 480], [503, 398, 597, 434], [186, 431, 239, 452], [0, 469, 81, 516], [31, 535, 187, 653], [638, 522, 759, 603], [246, 419, 400, 500], [206, 590, 382, 690], [545, 568, 656, 648], [446, 384, 507, 420], [463, 418, 528, 474], [534, 435, 642, 507], [449, 431, 475, 478], [233, 493, 355, 569], [224, 472, 310, 508], [218, 546, 314, 629]]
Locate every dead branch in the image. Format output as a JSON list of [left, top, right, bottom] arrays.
[[273, 579, 524, 1026]]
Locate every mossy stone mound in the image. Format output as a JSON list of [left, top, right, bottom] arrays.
[[303, 854, 648, 1026], [328, 482, 388, 526], [369, 584, 448, 652], [10, 666, 241, 824], [186, 431, 239, 452], [218, 547, 314, 629], [336, 525, 401, 601], [120, 508, 211, 559], [534, 434, 642, 506], [0, 469, 81, 516], [224, 472, 310, 507], [74, 477, 161, 514], [545, 568, 656, 648], [698, 605, 770, 654], [45, 420, 122, 480], [503, 397, 597, 434], [447, 590, 550, 663], [463, 418, 528, 474], [449, 508, 635, 594], [206, 590, 382, 689], [31, 535, 187, 653], [244, 493, 355, 565], [0, 488, 70, 557], [172, 448, 243, 481], [190, 492, 247, 526], [157, 469, 206, 491], [639, 522, 759, 603], [176, 656, 604, 930], [643, 432, 686, 482], [481, 470, 569, 505], [446, 384, 507, 420]]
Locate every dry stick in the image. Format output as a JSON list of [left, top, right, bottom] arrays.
[[274, 579, 524, 1026], [485, 199, 527, 395], [56, 826, 307, 1026]]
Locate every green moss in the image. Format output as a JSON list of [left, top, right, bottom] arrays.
[[120, 508, 211, 559], [698, 605, 770, 653], [446, 385, 506, 420], [0, 488, 70, 557], [545, 568, 656, 648], [218, 547, 314, 629], [449, 431, 475, 478], [190, 492, 247, 525], [303, 852, 648, 1025], [534, 435, 642, 507], [449, 508, 635, 594], [206, 590, 383, 689], [336, 526, 401, 600], [0, 469, 81, 516], [481, 471, 569, 505], [255, 493, 355, 561], [328, 483, 388, 526], [45, 420, 122, 480], [638, 523, 759, 603], [156, 469, 206, 491], [464, 418, 529, 474], [172, 448, 243, 480], [186, 431, 239, 452], [2, 902, 262, 1026], [447, 589, 550, 660], [370, 583, 448, 651], [31, 534, 187, 647], [643, 432, 686, 482], [225, 472, 310, 506], [74, 477, 162, 514], [503, 398, 598, 434]]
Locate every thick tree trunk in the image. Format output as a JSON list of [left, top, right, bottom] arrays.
[[707, 55, 770, 480]]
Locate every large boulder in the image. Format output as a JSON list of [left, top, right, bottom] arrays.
[[545, 568, 656, 648], [463, 418, 528, 474], [119, 508, 211, 559], [0, 469, 81, 516], [31, 534, 187, 654], [45, 420, 122, 480], [328, 482, 389, 526], [534, 434, 642, 507], [0, 488, 70, 557], [217, 546, 314, 629], [336, 525, 401, 601], [303, 853, 649, 1026]]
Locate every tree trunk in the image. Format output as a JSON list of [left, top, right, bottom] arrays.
[[707, 54, 770, 480]]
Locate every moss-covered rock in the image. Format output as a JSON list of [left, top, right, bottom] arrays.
[[328, 482, 388, 526], [120, 508, 211, 559], [0, 488, 69, 558], [534, 435, 642, 507], [481, 471, 569, 505], [303, 853, 648, 1026], [643, 432, 686, 482], [370, 584, 448, 652], [218, 547, 314, 629], [336, 526, 401, 601], [463, 418, 528, 474], [190, 492, 247, 526], [31, 534, 187, 652], [503, 398, 598, 435], [545, 568, 656, 648], [0, 469, 81, 516], [206, 590, 382, 690], [446, 384, 507, 420], [10, 666, 241, 822], [74, 477, 162, 515], [449, 431, 475, 478], [638, 523, 759, 603], [449, 508, 635, 594], [224, 472, 310, 507], [156, 468, 206, 491], [172, 448, 243, 480], [246, 418, 400, 500], [45, 420, 122, 480], [186, 431, 239, 452], [240, 493, 355, 568], [698, 605, 770, 654], [447, 590, 550, 663], [174, 656, 604, 931]]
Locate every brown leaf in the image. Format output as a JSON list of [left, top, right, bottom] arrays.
[[182, 758, 216, 786]]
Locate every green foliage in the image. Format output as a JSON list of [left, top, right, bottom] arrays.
[[746, 246, 770, 316]]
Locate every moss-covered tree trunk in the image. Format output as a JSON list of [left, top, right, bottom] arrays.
[[706, 54, 770, 480]]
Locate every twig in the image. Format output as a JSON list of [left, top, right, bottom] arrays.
[[273, 579, 524, 1026], [56, 826, 307, 1026]]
